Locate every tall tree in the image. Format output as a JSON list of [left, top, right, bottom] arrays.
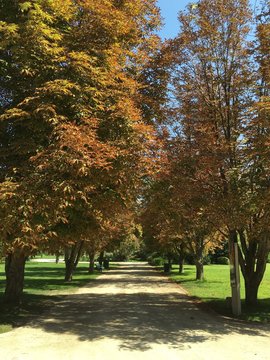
[[0, 0, 162, 302], [166, 0, 270, 305]]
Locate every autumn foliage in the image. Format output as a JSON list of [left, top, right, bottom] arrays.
[[0, 0, 163, 301], [1, 0, 270, 310], [141, 0, 270, 305]]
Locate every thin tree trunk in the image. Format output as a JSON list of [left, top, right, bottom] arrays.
[[4, 250, 27, 304]]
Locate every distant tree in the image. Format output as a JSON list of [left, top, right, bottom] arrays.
[[140, 142, 223, 280]]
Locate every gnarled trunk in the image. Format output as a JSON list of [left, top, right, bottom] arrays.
[[4, 251, 27, 304]]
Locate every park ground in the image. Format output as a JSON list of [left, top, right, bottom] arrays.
[[0, 262, 270, 360]]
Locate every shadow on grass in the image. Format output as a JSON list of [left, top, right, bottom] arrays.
[[241, 299, 270, 322], [174, 278, 198, 284], [192, 297, 270, 323], [23, 277, 95, 291], [24, 265, 89, 274], [171, 272, 194, 279]]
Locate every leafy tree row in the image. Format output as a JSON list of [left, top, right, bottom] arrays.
[[141, 0, 270, 306]]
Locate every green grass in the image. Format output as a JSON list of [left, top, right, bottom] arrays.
[[170, 264, 270, 322], [0, 261, 102, 334]]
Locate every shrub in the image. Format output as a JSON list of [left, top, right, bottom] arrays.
[[148, 257, 164, 267], [147, 252, 159, 263], [203, 255, 211, 265], [184, 254, 195, 265], [216, 256, 230, 265]]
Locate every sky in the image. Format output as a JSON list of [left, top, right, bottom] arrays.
[[157, 0, 190, 39], [157, 0, 259, 40]]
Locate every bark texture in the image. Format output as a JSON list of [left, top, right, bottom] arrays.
[[4, 250, 27, 304], [64, 241, 84, 282]]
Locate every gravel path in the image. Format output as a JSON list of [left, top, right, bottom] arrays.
[[1, 262, 270, 360]]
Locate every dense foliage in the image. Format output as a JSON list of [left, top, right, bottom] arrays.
[[0, 0, 163, 301], [141, 0, 270, 305]]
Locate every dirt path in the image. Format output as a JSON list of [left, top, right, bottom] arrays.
[[1, 262, 270, 360]]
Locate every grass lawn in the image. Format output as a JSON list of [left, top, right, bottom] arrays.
[[170, 264, 270, 322], [0, 260, 103, 334]]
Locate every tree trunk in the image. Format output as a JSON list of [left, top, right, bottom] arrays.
[[242, 251, 268, 306], [64, 241, 84, 282], [4, 251, 27, 304], [64, 258, 74, 282], [98, 250, 104, 266], [245, 278, 260, 306], [174, 243, 185, 274], [238, 230, 270, 306], [194, 240, 204, 280], [88, 250, 95, 274], [195, 260, 204, 280], [178, 254, 184, 274]]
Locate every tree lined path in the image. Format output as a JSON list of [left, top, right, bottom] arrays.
[[1, 263, 270, 360]]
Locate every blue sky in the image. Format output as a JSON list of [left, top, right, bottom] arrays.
[[157, 0, 259, 40], [157, 0, 190, 39]]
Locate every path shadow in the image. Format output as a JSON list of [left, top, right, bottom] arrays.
[[29, 263, 270, 352]]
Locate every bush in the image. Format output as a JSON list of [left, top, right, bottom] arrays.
[[148, 257, 164, 267], [147, 252, 159, 263], [203, 255, 211, 265], [184, 254, 195, 265], [185, 254, 211, 265], [216, 256, 230, 265]]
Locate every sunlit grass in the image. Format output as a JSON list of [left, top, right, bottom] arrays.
[[170, 263, 270, 322]]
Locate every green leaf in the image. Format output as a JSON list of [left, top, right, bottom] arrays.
[[19, 2, 32, 12]]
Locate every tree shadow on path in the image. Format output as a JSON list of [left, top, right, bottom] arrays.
[[32, 263, 270, 352]]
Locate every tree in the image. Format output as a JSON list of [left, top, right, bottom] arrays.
[[140, 139, 223, 280], [0, 0, 162, 302], [166, 0, 270, 306], [236, 0, 270, 305]]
